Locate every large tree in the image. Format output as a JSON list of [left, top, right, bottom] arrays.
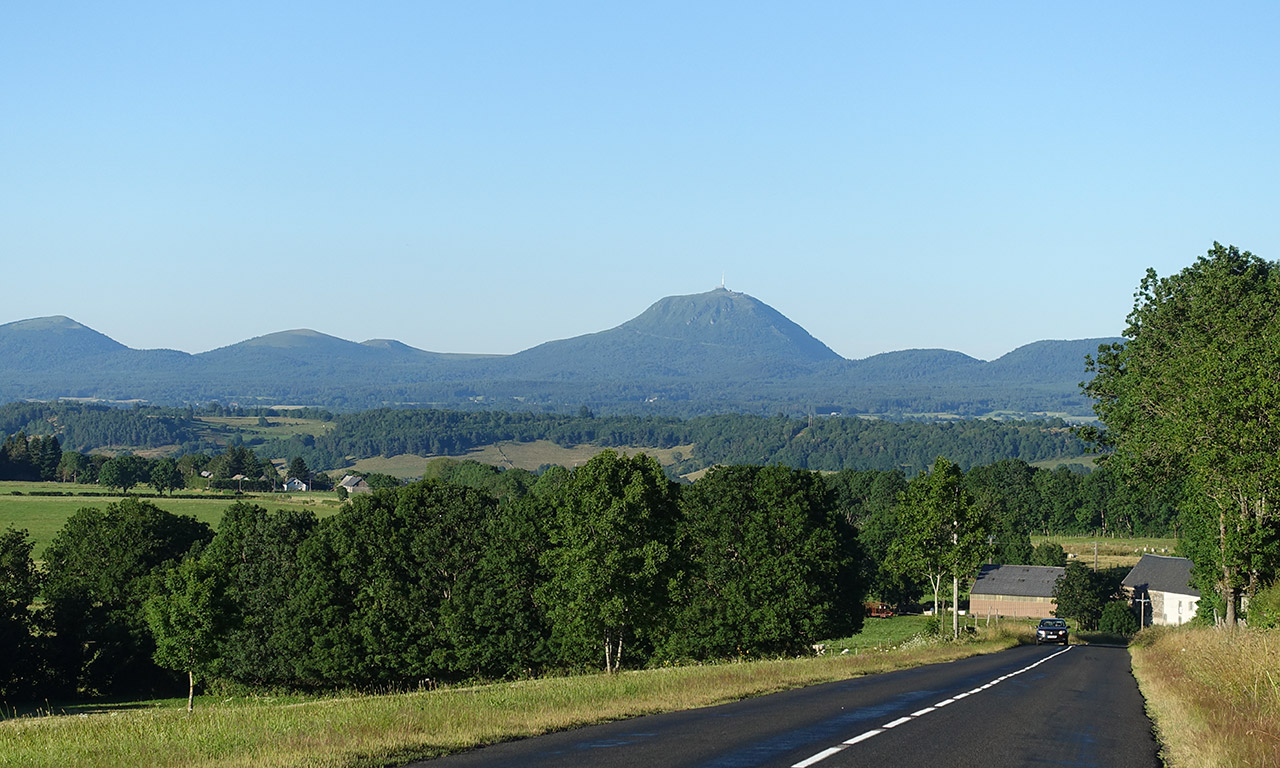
[[42, 498, 212, 696], [539, 450, 679, 672], [1085, 244, 1280, 625], [197, 503, 317, 688], [665, 465, 862, 660], [885, 457, 989, 638], [0, 527, 43, 701], [145, 552, 225, 711]]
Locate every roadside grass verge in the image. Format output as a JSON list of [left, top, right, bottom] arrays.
[[1129, 625, 1280, 768], [0, 625, 1021, 768]]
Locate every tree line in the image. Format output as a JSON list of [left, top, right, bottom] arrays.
[[0, 401, 1090, 480], [0, 452, 862, 705], [1, 449, 1183, 706], [257, 408, 1090, 478]]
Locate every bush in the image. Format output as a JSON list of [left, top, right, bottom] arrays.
[[1246, 581, 1280, 629], [922, 617, 941, 637], [1099, 600, 1139, 635]]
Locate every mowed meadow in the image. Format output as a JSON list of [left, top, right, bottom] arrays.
[[0, 482, 343, 556]]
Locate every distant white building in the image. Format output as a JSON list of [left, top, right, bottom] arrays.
[[1122, 555, 1200, 626], [282, 478, 308, 492]]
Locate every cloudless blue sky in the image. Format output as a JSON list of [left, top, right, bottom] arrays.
[[3, 2, 1277, 360]]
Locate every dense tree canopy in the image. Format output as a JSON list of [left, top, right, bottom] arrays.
[[1085, 243, 1280, 624], [666, 465, 861, 659], [42, 498, 213, 696]]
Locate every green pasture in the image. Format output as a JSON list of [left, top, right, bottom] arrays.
[[0, 483, 343, 557], [194, 415, 335, 439]]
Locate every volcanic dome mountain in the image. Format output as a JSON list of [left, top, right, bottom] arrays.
[[0, 289, 1119, 417]]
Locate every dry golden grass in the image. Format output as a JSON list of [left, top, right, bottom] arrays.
[[1032, 535, 1178, 570], [0, 629, 1019, 768], [1129, 625, 1280, 768], [339, 442, 695, 479]]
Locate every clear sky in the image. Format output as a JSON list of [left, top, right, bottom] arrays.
[[3, 3, 1277, 361]]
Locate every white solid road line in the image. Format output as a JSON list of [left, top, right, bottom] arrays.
[[789, 646, 1074, 768]]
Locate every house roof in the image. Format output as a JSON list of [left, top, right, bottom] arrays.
[[1122, 554, 1199, 598], [970, 564, 1065, 598]]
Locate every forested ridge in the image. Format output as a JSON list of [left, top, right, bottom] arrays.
[[0, 401, 1089, 477]]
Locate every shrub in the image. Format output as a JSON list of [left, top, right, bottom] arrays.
[[1245, 581, 1280, 629], [922, 617, 941, 637], [1099, 600, 1139, 635]]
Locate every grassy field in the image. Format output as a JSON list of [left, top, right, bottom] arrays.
[[1032, 534, 1178, 570], [1130, 625, 1280, 767], [0, 483, 344, 557], [196, 416, 335, 439], [338, 441, 695, 479], [0, 621, 1023, 768]]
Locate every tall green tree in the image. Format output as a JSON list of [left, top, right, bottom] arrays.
[[197, 503, 317, 687], [145, 551, 225, 711], [149, 457, 183, 496], [885, 457, 989, 638], [291, 481, 495, 687], [539, 450, 679, 672], [1053, 562, 1125, 631], [665, 465, 862, 660], [1085, 244, 1280, 625], [0, 527, 43, 701], [98, 454, 146, 494], [42, 498, 212, 696], [287, 456, 310, 482]]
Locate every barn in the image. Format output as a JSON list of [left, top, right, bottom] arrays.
[[968, 564, 1065, 619], [1122, 554, 1200, 627]]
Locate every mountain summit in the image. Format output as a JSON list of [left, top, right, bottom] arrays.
[[0, 294, 1120, 416], [502, 288, 841, 380]]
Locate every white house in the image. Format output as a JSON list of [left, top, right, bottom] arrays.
[[1122, 554, 1200, 626], [282, 478, 308, 492]]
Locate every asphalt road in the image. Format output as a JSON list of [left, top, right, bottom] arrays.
[[408, 644, 1159, 768]]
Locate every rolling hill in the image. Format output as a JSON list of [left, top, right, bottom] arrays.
[[0, 290, 1121, 417]]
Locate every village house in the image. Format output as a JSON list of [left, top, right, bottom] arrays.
[[282, 477, 308, 492], [1122, 554, 1200, 627], [968, 564, 1065, 619], [338, 474, 372, 495]]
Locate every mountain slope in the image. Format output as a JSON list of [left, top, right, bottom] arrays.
[[0, 298, 1122, 417], [499, 288, 840, 380], [0, 316, 127, 365]]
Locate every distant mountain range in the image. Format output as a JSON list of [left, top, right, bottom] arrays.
[[0, 288, 1120, 418]]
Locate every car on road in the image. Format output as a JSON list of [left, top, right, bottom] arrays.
[[1035, 618, 1069, 645]]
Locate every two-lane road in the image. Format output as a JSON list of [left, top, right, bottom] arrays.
[[410, 644, 1159, 768]]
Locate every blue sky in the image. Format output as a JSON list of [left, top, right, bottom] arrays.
[[3, 3, 1277, 361]]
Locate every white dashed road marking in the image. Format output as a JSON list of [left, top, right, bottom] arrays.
[[789, 646, 1073, 768]]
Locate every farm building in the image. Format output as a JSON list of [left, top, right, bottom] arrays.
[[338, 474, 372, 495], [1122, 554, 1200, 627], [282, 478, 308, 492], [968, 564, 1065, 619]]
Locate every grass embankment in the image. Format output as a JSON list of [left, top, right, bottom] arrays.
[[0, 623, 1022, 768], [1130, 625, 1280, 768]]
